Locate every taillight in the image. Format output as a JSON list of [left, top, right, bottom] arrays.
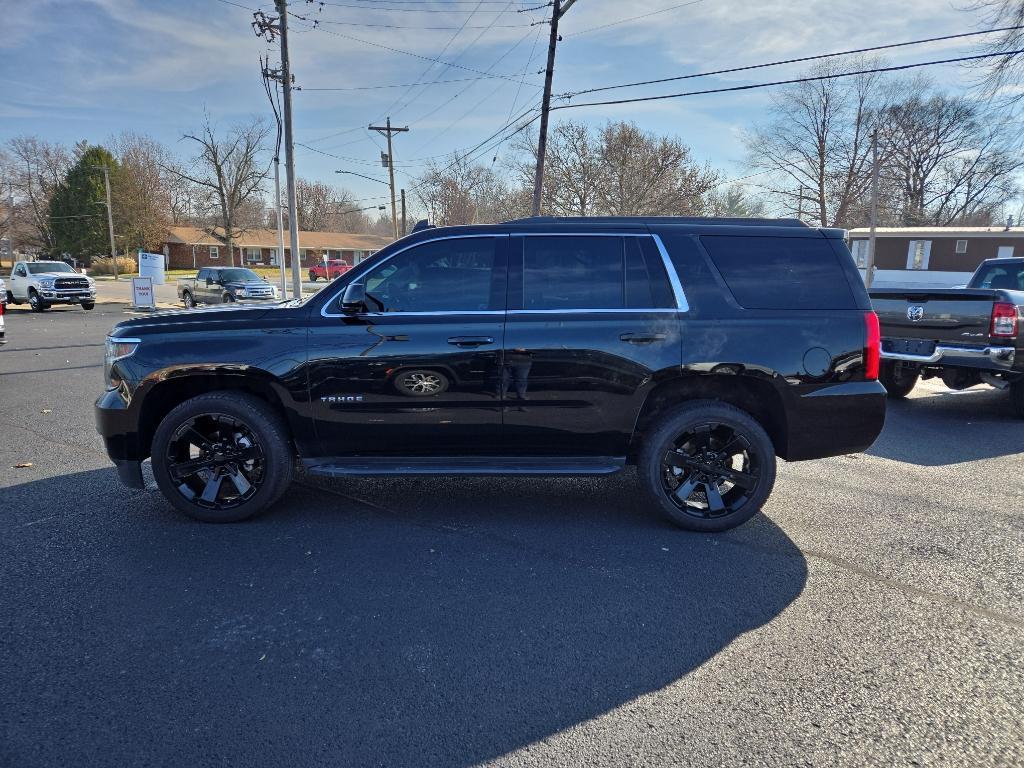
[[991, 302, 1018, 338], [0, 301, 5, 316], [864, 311, 880, 381]]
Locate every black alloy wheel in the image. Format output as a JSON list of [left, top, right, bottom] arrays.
[[639, 401, 776, 532], [662, 423, 761, 519], [164, 413, 265, 511], [151, 392, 293, 522]]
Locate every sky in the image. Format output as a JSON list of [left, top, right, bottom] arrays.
[[0, 0, 986, 207]]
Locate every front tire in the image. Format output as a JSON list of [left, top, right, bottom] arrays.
[[5, 291, 14, 305], [879, 360, 918, 399], [223, 293, 235, 303], [150, 392, 294, 523], [81, 302, 95, 310], [28, 290, 47, 312], [638, 401, 777, 532]]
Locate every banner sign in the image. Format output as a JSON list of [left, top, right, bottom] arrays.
[[138, 250, 166, 285], [131, 276, 155, 309]]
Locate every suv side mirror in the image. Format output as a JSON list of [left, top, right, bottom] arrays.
[[341, 282, 367, 313]]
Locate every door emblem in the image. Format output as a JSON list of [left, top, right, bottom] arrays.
[[907, 305, 925, 322]]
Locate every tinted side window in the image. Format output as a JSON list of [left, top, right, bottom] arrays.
[[361, 237, 499, 313], [197, 269, 209, 280], [700, 235, 857, 310], [628, 238, 676, 308], [523, 236, 624, 310], [973, 264, 1024, 290]]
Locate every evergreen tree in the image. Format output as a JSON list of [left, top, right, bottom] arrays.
[[48, 146, 118, 260]]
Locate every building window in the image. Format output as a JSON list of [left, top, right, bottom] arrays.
[[243, 247, 262, 264], [955, 239, 968, 254], [850, 239, 869, 268], [906, 240, 931, 270], [300, 249, 309, 263], [209, 246, 219, 260], [997, 245, 1015, 259]]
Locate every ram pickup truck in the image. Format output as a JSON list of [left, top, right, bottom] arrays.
[[177, 267, 279, 308], [308, 259, 352, 282], [870, 256, 1024, 416], [7, 260, 96, 311], [97, 216, 886, 531]]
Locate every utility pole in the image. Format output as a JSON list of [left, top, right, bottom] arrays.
[[261, 57, 289, 298], [256, 1, 303, 299], [96, 165, 119, 280], [400, 188, 406, 237], [866, 129, 879, 289], [532, 0, 576, 217], [369, 117, 408, 240], [796, 185, 805, 221]]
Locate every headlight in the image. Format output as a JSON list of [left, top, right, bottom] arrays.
[[39, 278, 55, 289], [271, 285, 279, 297], [235, 288, 248, 297], [104, 337, 140, 388], [87, 277, 96, 287]]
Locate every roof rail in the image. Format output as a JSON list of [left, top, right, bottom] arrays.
[[503, 215, 808, 228]]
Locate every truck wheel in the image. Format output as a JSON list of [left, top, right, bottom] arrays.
[[5, 291, 14, 305], [151, 392, 294, 523], [1011, 379, 1024, 419], [182, 291, 195, 308], [81, 302, 95, 311], [308, 272, 317, 282], [638, 401, 777, 532], [28, 290, 47, 312], [879, 360, 918, 399], [223, 293, 235, 303]]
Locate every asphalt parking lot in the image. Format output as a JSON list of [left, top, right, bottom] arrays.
[[1, 301, 1022, 768]]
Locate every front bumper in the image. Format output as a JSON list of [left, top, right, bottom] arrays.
[[95, 388, 145, 488], [40, 288, 95, 304], [783, 380, 887, 461]]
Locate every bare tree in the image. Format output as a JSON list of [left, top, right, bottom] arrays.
[[293, 178, 338, 231], [968, 0, 1024, 100], [512, 122, 604, 216], [171, 116, 270, 265], [1, 136, 72, 253], [414, 154, 517, 226], [108, 132, 174, 252], [711, 184, 768, 218], [879, 85, 1022, 224], [744, 58, 890, 228]]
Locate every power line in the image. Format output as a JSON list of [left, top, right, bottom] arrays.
[[562, 25, 1024, 99], [567, 0, 708, 37], [552, 49, 1024, 111], [310, 17, 534, 28], [300, 73, 541, 90]]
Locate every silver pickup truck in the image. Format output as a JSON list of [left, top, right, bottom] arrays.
[[870, 256, 1024, 416], [177, 267, 279, 308]]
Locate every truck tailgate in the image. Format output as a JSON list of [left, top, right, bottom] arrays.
[[869, 289, 994, 342]]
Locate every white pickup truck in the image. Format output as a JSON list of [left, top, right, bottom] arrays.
[[6, 260, 96, 312]]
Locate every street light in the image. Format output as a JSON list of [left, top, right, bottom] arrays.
[[335, 170, 389, 186]]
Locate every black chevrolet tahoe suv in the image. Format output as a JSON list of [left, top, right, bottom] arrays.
[[96, 217, 886, 531]]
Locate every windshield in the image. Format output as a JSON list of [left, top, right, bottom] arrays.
[[27, 262, 76, 274], [971, 262, 1024, 291], [218, 268, 263, 282]]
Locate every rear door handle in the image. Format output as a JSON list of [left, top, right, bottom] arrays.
[[447, 336, 495, 347], [620, 332, 667, 343]]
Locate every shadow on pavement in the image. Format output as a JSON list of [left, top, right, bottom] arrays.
[[1, 468, 807, 767], [867, 385, 1022, 466]]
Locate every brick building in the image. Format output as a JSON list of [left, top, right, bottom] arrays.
[[847, 226, 1024, 288], [162, 226, 392, 270]]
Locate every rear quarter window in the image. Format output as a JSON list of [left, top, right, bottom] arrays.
[[700, 235, 857, 310]]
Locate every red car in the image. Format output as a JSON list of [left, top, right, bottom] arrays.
[[308, 259, 352, 282]]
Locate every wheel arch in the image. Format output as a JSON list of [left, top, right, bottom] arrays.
[[631, 373, 790, 459], [136, 370, 297, 461]]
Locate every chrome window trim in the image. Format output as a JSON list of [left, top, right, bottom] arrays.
[[319, 230, 691, 317], [320, 233, 506, 318], [508, 308, 679, 315], [650, 233, 689, 312]]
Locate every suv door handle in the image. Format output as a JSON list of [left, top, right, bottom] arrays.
[[620, 332, 667, 343], [447, 336, 495, 347]]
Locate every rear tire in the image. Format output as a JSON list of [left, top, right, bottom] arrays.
[[1011, 379, 1024, 418], [150, 391, 294, 523], [182, 291, 195, 309], [638, 401, 777, 532], [879, 360, 918, 399]]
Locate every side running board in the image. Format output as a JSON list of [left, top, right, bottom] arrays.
[[303, 456, 626, 477]]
